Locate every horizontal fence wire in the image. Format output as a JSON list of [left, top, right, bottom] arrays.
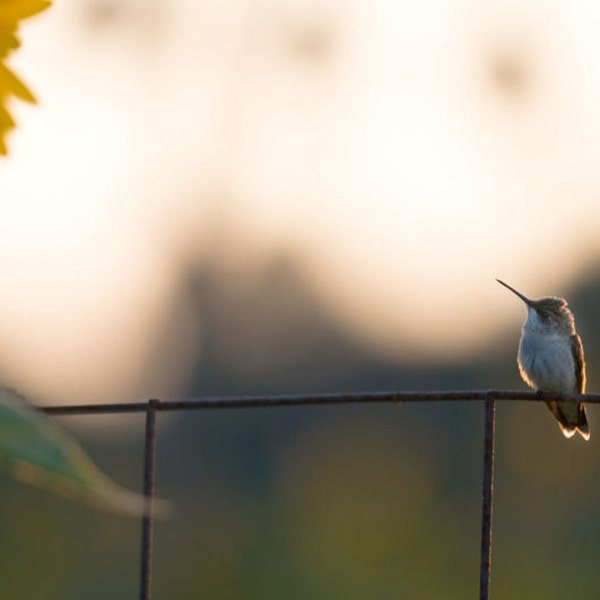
[[39, 390, 595, 600], [41, 389, 600, 415]]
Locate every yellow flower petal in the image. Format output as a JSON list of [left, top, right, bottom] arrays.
[[0, 0, 51, 155], [0, 0, 51, 23], [0, 62, 36, 102], [0, 105, 14, 155], [0, 30, 20, 59], [0, 104, 16, 129]]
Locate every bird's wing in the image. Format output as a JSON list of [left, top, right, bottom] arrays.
[[570, 334, 586, 394]]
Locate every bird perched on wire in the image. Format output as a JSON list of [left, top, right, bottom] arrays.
[[497, 279, 589, 440]]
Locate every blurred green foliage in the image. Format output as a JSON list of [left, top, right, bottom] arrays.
[[0, 388, 167, 517]]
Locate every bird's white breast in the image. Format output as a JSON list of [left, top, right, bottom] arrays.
[[518, 327, 576, 392]]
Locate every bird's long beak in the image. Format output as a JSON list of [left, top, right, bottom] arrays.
[[496, 279, 534, 306]]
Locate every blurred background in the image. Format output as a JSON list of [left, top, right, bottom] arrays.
[[2, 0, 600, 597]]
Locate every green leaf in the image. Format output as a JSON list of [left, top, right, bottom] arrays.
[[0, 388, 170, 517]]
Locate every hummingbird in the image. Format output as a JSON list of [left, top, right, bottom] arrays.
[[496, 279, 589, 440]]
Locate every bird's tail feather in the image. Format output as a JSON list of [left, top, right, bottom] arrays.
[[547, 401, 590, 441]]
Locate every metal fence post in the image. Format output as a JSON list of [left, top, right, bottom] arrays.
[[140, 399, 159, 600], [479, 397, 496, 600]]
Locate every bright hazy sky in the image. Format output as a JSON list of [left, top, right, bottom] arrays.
[[2, 0, 600, 403]]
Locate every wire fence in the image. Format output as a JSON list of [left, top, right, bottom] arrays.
[[40, 389, 600, 600]]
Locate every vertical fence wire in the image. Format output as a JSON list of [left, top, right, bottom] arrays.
[[139, 400, 159, 600], [479, 398, 496, 600]]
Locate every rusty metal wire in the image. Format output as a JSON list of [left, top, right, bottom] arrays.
[[40, 389, 598, 599], [139, 400, 159, 600], [41, 389, 600, 416], [479, 399, 496, 600]]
